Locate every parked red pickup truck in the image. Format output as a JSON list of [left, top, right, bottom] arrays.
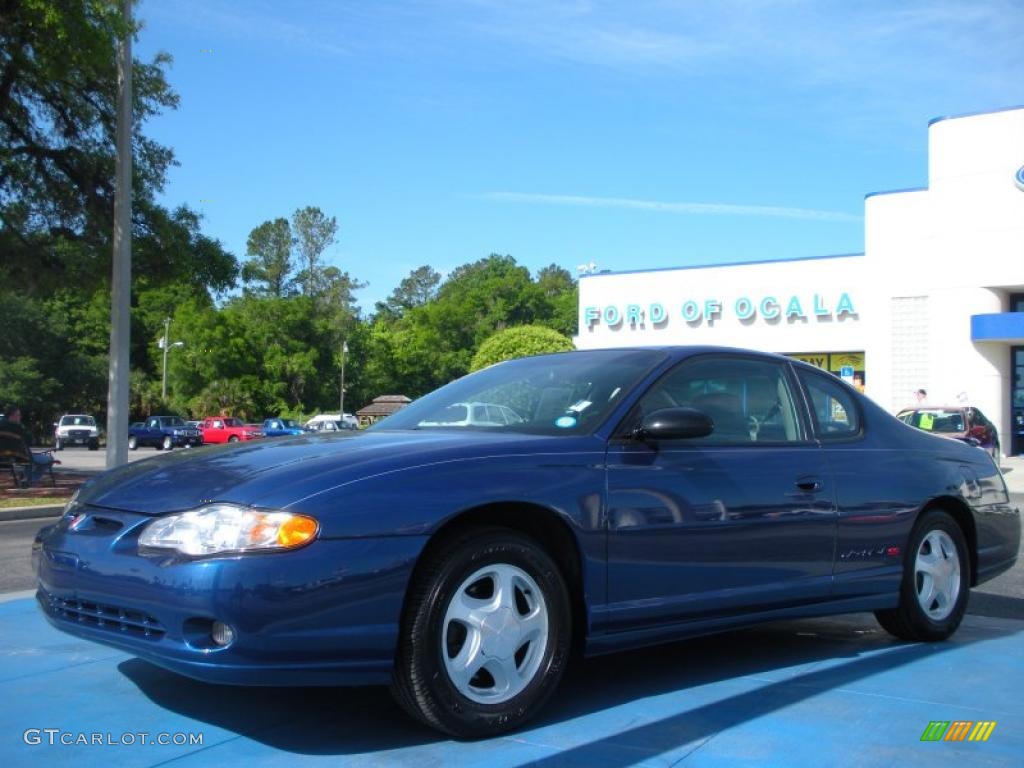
[[198, 417, 264, 444]]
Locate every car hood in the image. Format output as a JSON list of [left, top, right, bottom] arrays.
[[77, 429, 591, 515]]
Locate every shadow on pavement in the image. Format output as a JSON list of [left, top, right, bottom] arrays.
[[968, 591, 1024, 620], [115, 613, 1014, 758]]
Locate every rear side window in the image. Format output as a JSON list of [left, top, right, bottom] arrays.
[[798, 369, 861, 439]]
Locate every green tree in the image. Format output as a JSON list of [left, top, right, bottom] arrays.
[[0, 0, 186, 293], [360, 255, 576, 398], [470, 325, 575, 371], [241, 218, 295, 297], [375, 265, 441, 318], [0, 0, 237, 428], [291, 206, 338, 297], [535, 264, 578, 336]]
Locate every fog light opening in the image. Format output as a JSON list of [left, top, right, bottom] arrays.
[[211, 621, 235, 647]]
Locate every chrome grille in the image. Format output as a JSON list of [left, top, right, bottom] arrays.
[[42, 591, 165, 640]]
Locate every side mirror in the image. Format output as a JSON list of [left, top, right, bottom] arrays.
[[635, 407, 714, 441]]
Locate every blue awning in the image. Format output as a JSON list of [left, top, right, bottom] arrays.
[[971, 312, 1024, 343]]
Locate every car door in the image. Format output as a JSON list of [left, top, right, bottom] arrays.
[[144, 417, 162, 447], [604, 354, 836, 629]]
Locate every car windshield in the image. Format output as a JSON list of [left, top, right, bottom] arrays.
[[60, 416, 95, 426], [375, 349, 668, 436], [900, 409, 965, 433]]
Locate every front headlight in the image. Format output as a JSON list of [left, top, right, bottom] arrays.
[[138, 504, 319, 556]]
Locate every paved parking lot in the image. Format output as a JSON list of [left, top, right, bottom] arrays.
[[2, 593, 1020, 767]]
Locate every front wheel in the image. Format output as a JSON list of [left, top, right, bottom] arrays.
[[128, 436, 137, 451], [54, 439, 62, 451], [161, 435, 173, 451], [875, 509, 970, 641], [391, 528, 571, 739], [228, 435, 240, 443]]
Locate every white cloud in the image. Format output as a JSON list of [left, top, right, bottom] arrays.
[[484, 191, 862, 222]]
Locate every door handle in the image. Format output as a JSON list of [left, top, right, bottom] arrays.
[[795, 478, 822, 493]]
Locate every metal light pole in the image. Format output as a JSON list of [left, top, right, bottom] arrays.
[[339, 340, 348, 415], [161, 317, 170, 401], [105, 0, 132, 469], [160, 316, 184, 401]]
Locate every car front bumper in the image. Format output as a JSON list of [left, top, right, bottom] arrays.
[[34, 508, 425, 686]]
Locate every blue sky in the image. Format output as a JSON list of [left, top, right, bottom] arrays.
[[135, 0, 1024, 309]]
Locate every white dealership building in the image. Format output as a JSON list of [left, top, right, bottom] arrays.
[[576, 106, 1024, 456]]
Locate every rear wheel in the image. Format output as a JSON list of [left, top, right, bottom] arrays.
[[875, 509, 969, 641], [391, 528, 571, 739], [128, 436, 137, 451]]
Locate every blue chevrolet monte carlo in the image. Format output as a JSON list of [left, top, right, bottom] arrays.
[[34, 347, 1020, 738]]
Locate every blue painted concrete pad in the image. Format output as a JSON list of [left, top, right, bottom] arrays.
[[2, 595, 1021, 767]]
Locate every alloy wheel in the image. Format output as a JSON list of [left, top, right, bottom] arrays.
[[441, 563, 549, 704], [914, 530, 961, 621]]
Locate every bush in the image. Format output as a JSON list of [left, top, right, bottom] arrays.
[[470, 325, 574, 372]]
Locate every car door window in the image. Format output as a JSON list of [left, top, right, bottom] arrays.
[[147, 418, 159, 429], [797, 369, 861, 439], [635, 356, 803, 444]]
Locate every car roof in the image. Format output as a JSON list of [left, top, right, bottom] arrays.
[[897, 406, 970, 413]]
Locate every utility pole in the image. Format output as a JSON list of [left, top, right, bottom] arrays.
[[105, 0, 132, 469], [159, 317, 183, 401], [161, 317, 170, 401], [339, 340, 348, 415]]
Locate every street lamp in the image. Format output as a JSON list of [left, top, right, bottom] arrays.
[[339, 340, 348, 416], [159, 316, 184, 401]]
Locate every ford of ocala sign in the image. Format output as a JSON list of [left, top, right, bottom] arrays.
[[583, 292, 857, 330]]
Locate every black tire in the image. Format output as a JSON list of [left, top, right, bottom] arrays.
[[228, 435, 240, 443], [391, 527, 571, 739], [875, 509, 970, 642], [162, 435, 173, 451], [128, 436, 137, 451]]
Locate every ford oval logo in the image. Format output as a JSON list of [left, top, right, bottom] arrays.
[[1016, 164, 1024, 191]]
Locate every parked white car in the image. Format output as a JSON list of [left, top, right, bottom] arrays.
[[54, 413, 100, 450], [417, 402, 524, 427], [305, 413, 358, 431]]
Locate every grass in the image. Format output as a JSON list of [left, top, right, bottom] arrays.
[[0, 496, 66, 509]]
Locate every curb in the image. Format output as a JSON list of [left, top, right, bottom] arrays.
[[0, 504, 64, 522]]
